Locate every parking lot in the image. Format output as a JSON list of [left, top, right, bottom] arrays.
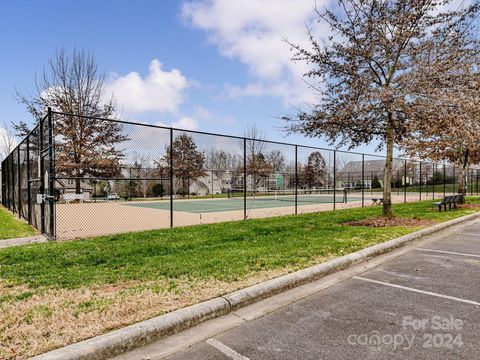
[[114, 220, 480, 360]]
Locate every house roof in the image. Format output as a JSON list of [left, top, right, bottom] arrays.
[[336, 159, 413, 181], [56, 179, 93, 191], [338, 159, 405, 175]]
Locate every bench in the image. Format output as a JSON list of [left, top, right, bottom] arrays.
[[433, 194, 463, 212], [371, 198, 383, 205]]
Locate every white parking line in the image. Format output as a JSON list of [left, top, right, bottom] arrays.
[[206, 338, 250, 360], [353, 276, 480, 306], [459, 232, 480, 237], [417, 248, 480, 258]]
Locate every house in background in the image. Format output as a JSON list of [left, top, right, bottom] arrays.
[[189, 170, 233, 196], [55, 178, 93, 200], [337, 159, 411, 189], [189, 171, 295, 196]]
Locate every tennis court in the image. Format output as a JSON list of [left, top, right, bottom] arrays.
[[54, 192, 418, 239], [126, 189, 362, 213]]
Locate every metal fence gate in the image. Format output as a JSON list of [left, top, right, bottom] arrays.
[[1, 109, 55, 238]]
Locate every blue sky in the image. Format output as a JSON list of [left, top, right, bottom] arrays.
[[0, 0, 396, 155]]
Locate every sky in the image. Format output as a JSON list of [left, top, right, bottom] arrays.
[[0, 0, 468, 158]]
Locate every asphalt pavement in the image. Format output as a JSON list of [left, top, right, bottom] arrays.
[[115, 220, 480, 360]]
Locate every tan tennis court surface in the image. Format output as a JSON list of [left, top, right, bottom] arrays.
[[55, 193, 425, 239]]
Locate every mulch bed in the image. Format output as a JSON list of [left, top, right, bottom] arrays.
[[343, 217, 437, 227]]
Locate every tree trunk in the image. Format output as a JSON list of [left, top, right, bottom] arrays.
[[383, 113, 394, 217], [458, 166, 466, 203], [75, 178, 81, 195]]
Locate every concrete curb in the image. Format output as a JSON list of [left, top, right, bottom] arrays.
[[32, 211, 480, 360], [224, 211, 480, 309], [0, 235, 47, 249], [32, 298, 230, 360]]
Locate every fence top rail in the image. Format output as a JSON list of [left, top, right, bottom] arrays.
[[50, 111, 414, 160], [1, 110, 457, 167], [52, 111, 312, 149]]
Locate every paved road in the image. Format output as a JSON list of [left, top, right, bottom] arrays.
[[115, 220, 480, 360]]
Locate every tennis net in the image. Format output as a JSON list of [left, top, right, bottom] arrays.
[[228, 188, 349, 204]]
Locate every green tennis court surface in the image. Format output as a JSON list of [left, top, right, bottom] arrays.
[[125, 193, 369, 213]]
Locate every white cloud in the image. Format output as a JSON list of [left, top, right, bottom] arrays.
[[194, 106, 235, 125], [154, 116, 199, 131], [143, 106, 233, 133], [172, 117, 199, 130], [0, 126, 17, 161], [106, 59, 188, 114], [181, 0, 332, 105]]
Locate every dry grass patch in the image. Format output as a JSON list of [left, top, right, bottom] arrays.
[[2, 198, 478, 359], [458, 203, 480, 209], [0, 268, 294, 359]]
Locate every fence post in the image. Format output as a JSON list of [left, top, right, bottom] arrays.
[[6, 156, 8, 209], [470, 168, 473, 196], [11, 155, 14, 211], [6, 157, 8, 209], [10, 155, 13, 210], [453, 166, 456, 194], [128, 167, 132, 199], [6, 156, 10, 209], [2, 159, 5, 208], [370, 171, 373, 195], [432, 164, 435, 199], [295, 145, 298, 215], [477, 169, 479, 195], [0, 161, 3, 207], [396, 170, 400, 196], [404, 159, 407, 203], [362, 154, 365, 207], [243, 138, 247, 220], [4, 158, 7, 209], [333, 150, 336, 209], [169, 128, 174, 228], [443, 164, 446, 197], [39, 117, 45, 234], [4, 160, 7, 207], [47, 107, 55, 238], [11, 153, 16, 213], [419, 162, 422, 201], [17, 146, 21, 218], [1, 160, 4, 207], [26, 136, 31, 224]]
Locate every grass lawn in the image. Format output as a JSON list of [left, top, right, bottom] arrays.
[[405, 183, 459, 194], [0, 198, 478, 359], [0, 206, 36, 240]]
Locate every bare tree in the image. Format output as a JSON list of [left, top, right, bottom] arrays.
[[284, 1, 475, 216], [266, 150, 286, 173], [243, 124, 271, 191], [16, 48, 127, 194], [0, 122, 16, 161], [130, 152, 153, 198], [204, 148, 242, 172], [244, 124, 266, 163], [246, 153, 273, 187]]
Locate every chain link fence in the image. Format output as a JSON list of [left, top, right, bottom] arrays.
[[1, 110, 479, 240]]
